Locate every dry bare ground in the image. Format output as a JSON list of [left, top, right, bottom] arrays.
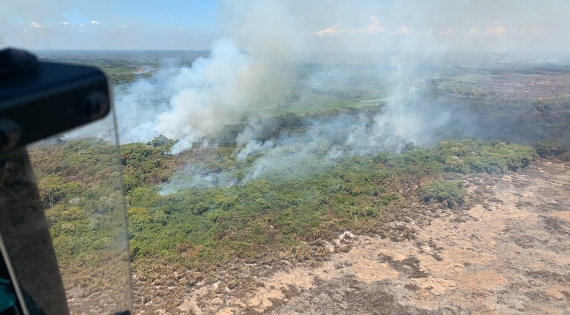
[[137, 160, 570, 315], [482, 72, 570, 99]]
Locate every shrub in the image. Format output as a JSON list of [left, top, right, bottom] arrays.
[[534, 140, 568, 158], [420, 180, 466, 208]]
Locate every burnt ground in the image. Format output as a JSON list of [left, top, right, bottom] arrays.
[[481, 72, 570, 99], [136, 160, 570, 315]]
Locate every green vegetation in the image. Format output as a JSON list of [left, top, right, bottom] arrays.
[[27, 57, 570, 282], [29, 139, 127, 265], [420, 180, 466, 208], [534, 140, 569, 158], [30, 134, 536, 272]]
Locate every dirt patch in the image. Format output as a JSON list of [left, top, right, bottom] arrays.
[[552, 211, 570, 222], [470, 72, 570, 99], [377, 254, 429, 279]]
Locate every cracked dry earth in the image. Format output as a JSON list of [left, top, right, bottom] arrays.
[[144, 160, 570, 315]]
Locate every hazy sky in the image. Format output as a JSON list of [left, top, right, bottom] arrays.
[[0, 0, 222, 50], [1, 0, 570, 51]]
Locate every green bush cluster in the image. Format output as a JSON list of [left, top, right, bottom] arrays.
[[420, 180, 466, 208], [29, 131, 538, 271], [534, 140, 568, 158], [438, 139, 536, 174], [120, 138, 537, 267]]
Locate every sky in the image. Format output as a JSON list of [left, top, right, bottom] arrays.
[[2, 0, 570, 51], [0, 0, 223, 50]]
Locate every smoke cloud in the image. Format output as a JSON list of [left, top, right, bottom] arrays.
[[108, 0, 506, 193], [43, 0, 570, 193]]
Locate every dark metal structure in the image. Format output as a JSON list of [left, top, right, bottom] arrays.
[[0, 48, 131, 315]]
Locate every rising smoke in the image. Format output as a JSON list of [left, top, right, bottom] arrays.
[[67, 0, 568, 193], [110, 0, 486, 193], [4, 0, 569, 193]]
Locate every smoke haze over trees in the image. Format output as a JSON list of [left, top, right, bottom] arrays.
[[44, 0, 570, 192]]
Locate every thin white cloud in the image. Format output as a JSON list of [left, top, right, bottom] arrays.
[[30, 22, 45, 29], [394, 25, 412, 35], [312, 16, 386, 37], [91, 20, 100, 25], [520, 27, 543, 36], [485, 22, 506, 36], [122, 25, 128, 28], [439, 28, 454, 36], [80, 24, 85, 27], [59, 21, 70, 26], [355, 16, 386, 35], [466, 28, 478, 35], [313, 25, 345, 37]]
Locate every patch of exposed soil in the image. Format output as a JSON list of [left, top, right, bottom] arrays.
[[482, 73, 570, 99], [136, 160, 570, 314]]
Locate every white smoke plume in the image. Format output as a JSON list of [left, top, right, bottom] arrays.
[[106, 0, 475, 193], [50, 0, 570, 193], [154, 38, 255, 153], [109, 37, 293, 154]]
